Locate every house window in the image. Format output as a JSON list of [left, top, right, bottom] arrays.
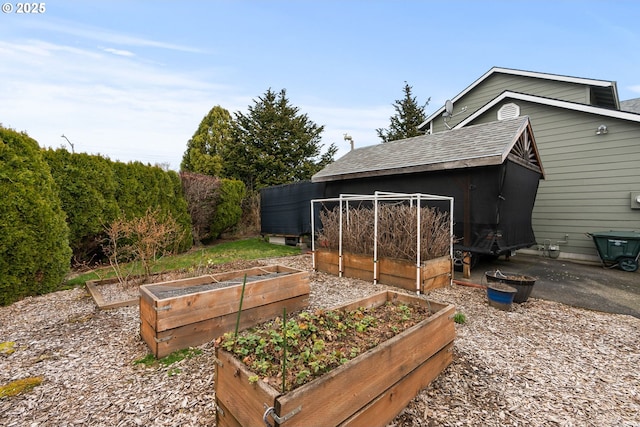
[[498, 103, 520, 120]]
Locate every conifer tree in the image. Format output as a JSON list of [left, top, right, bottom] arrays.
[[181, 105, 233, 176], [376, 82, 430, 143], [225, 88, 337, 191]]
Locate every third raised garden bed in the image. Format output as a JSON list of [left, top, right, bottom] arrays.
[[215, 290, 455, 427]]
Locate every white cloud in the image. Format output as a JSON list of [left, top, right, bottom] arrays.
[[628, 85, 640, 95], [0, 32, 389, 170], [20, 19, 204, 54], [0, 39, 234, 169], [103, 47, 135, 57]]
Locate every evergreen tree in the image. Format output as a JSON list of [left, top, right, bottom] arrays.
[[376, 82, 430, 143], [43, 148, 119, 261], [224, 88, 337, 191], [0, 126, 72, 305], [181, 106, 233, 176]]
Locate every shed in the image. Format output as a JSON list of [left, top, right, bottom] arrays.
[[312, 116, 544, 261], [260, 180, 325, 241]]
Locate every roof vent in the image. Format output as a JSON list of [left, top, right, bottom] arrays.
[[498, 103, 520, 120]]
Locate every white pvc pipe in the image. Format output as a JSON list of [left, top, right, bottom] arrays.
[[338, 196, 343, 277], [373, 192, 379, 285], [416, 195, 421, 294], [310, 200, 316, 269]]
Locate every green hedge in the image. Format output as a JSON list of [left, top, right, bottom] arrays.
[[112, 161, 192, 252], [0, 128, 72, 306], [210, 178, 246, 238], [43, 149, 119, 261], [44, 153, 193, 263]]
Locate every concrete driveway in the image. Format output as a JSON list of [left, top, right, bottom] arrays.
[[455, 253, 640, 318]]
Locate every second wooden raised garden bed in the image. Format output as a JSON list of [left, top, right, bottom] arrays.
[[215, 290, 455, 427], [314, 249, 452, 293], [139, 265, 309, 358]]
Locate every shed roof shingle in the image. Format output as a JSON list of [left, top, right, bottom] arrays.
[[312, 116, 533, 182]]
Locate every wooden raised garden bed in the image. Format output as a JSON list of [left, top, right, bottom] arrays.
[[139, 265, 309, 358], [314, 249, 452, 293], [215, 290, 455, 427], [86, 277, 140, 310]]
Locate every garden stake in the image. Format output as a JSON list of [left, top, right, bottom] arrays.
[[282, 307, 287, 394], [232, 274, 248, 351]]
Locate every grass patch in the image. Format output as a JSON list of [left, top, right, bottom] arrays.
[[66, 237, 301, 286], [453, 312, 467, 324], [134, 348, 203, 375]]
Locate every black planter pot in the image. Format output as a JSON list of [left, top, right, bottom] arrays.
[[485, 270, 536, 303]]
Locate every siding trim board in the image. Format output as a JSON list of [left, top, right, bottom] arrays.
[[455, 91, 640, 129]]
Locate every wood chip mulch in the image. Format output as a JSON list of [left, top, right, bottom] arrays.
[[1, 254, 639, 426]]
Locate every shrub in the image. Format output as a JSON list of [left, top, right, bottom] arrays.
[[43, 154, 192, 264], [43, 149, 119, 263], [103, 208, 186, 281], [0, 127, 72, 306], [180, 172, 222, 244], [210, 178, 246, 239], [112, 161, 192, 253]]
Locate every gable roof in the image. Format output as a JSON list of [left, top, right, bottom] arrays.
[[621, 97, 640, 114], [454, 91, 640, 129], [312, 116, 543, 182], [418, 67, 619, 130]]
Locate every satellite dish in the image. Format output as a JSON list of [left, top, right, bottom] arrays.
[[444, 100, 454, 116], [442, 99, 468, 130]]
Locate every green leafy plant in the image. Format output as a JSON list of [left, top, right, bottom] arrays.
[[453, 312, 467, 324], [217, 302, 432, 393], [0, 127, 71, 306]]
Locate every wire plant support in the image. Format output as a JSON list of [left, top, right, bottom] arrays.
[[311, 191, 454, 294]]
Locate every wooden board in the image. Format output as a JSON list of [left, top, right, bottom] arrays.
[[153, 272, 309, 332], [216, 349, 280, 427], [142, 294, 309, 358], [86, 279, 139, 310], [314, 251, 451, 292], [342, 343, 453, 427], [274, 296, 455, 426]]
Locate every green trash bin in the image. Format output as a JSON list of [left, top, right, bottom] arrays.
[[587, 231, 640, 272]]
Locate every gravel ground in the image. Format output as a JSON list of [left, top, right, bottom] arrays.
[[1, 254, 639, 426]]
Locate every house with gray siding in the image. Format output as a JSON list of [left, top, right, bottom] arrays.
[[418, 67, 640, 263]]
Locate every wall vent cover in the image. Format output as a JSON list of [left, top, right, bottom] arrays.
[[498, 103, 520, 120]]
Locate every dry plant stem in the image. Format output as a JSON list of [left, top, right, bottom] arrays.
[[281, 306, 287, 394], [318, 204, 450, 262], [102, 208, 185, 283]]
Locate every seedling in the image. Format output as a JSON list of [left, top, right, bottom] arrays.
[[453, 312, 467, 324]]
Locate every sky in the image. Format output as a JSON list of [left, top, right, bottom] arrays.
[[1, 0, 640, 170]]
